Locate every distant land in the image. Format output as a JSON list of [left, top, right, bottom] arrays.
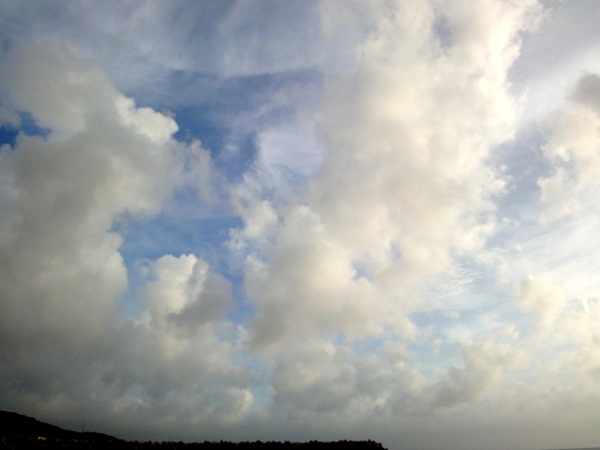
[[0, 410, 387, 449], [0, 410, 120, 442], [3, 411, 599, 450]]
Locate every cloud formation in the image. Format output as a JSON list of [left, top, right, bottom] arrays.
[[0, 45, 180, 348], [0, 45, 247, 436], [2, 1, 600, 450]]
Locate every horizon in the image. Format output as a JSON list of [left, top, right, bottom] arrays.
[[2, 1, 600, 450], [2, 409, 600, 450]]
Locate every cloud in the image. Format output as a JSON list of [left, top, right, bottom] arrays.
[[139, 254, 233, 334], [509, 0, 600, 121], [0, 45, 182, 348], [239, 0, 537, 348], [431, 339, 522, 409], [131, 253, 252, 428], [7, 2, 600, 450], [0, 44, 252, 435], [225, 0, 545, 429], [0, 0, 370, 95], [0, 106, 20, 128], [516, 274, 567, 330], [538, 73, 600, 221]]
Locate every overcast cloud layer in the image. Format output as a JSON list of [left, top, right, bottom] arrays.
[[2, 1, 600, 449]]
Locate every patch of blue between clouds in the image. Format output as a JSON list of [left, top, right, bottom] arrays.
[[115, 106, 258, 320], [115, 201, 245, 320], [409, 311, 469, 378], [118, 72, 272, 316], [174, 105, 261, 184], [114, 69, 326, 322], [0, 111, 50, 147], [492, 130, 550, 225], [0, 126, 17, 147]]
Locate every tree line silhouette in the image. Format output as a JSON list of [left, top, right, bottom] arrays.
[[0, 411, 387, 450]]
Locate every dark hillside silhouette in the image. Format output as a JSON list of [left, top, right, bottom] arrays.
[[0, 411, 388, 450], [0, 410, 119, 441]]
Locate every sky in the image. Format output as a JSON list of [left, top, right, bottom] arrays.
[[1, 1, 600, 449]]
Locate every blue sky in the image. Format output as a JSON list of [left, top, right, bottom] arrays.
[[2, 1, 600, 449]]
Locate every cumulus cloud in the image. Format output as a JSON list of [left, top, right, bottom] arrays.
[[7, 1, 600, 450], [538, 73, 600, 221], [139, 254, 233, 335], [226, 0, 545, 427], [431, 339, 522, 409], [0, 45, 182, 348], [0, 44, 251, 435], [129, 254, 252, 430], [238, 0, 538, 347], [516, 274, 567, 330]]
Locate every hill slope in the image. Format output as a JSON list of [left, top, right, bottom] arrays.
[[0, 410, 119, 441]]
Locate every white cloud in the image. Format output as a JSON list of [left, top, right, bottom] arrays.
[[224, 0, 549, 435], [139, 254, 233, 338], [0, 44, 252, 435], [131, 253, 252, 427], [538, 73, 600, 221], [0, 45, 182, 348], [7, 2, 600, 450], [516, 274, 567, 330], [239, 0, 539, 353], [431, 338, 522, 409], [510, 0, 600, 121]]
